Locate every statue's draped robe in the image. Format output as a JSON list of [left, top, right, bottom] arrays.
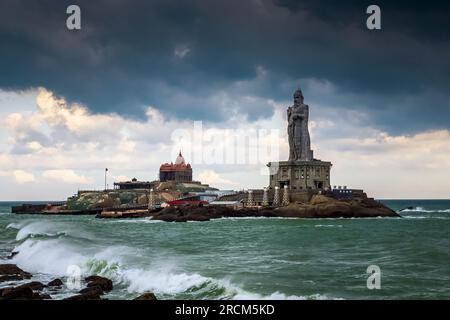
[[288, 103, 313, 161]]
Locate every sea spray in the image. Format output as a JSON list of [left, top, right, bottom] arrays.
[[11, 238, 89, 276], [7, 227, 316, 299]]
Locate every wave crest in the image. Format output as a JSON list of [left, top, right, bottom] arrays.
[[399, 206, 450, 213], [6, 219, 340, 300]]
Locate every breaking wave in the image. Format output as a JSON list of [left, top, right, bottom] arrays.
[[397, 207, 450, 219], [102, 263, 331, 300], [15, 222, 68, 241], [6, 221, 333, 300]]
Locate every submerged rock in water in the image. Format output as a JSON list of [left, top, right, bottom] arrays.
[[64, 292, 102, 300], [33, 292, 52, 300], [47, 278, 64, 287], [85, 275, 113, 292], [0, 265, 53, 300], [0, 264, 32, 282], [0, 282, 51, 300], [79, 286, 104, 295], [0, 286, 34, 300], [14, 281, 46, 291], [64, 275, 113, 300], [134, 292, 157, 300]]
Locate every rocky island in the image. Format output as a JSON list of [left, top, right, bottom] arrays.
[[134, 194, 399, 222], [96, 90, 399, 221], [11, 89, 399, 221]]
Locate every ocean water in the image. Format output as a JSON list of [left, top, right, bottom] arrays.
[[1, 200, 450, 300]]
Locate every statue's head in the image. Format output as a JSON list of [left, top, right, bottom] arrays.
[[293, 88, 304, 105]]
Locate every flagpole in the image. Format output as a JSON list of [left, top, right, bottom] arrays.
[[104, 168, 108, 191]]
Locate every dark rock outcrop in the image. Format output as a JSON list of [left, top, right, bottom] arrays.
[[15, 281, 46, 291], [152, 205, 275, 222], [151, 195, 399, 222], [0, 286, 34, 300], [276, 195, 400, 218], [33, 292, 52, 300], [0, 264, 32, 282], [79, 286, 104, 295], [0, 265, 52, 300], [47, 278, 64, 287], [65, 284, 108, 300], [0, 282, 51, 300], [0, 266, 115, 300], [134, 292, 157, 300], [85, 275, 113, 292], [64, 275, 113, 300], [64, 292, 102, 300]]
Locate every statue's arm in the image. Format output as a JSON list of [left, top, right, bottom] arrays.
[[298, 105, 308, 118], [287, 107, 293, 124]]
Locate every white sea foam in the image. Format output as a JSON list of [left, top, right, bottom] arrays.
[[233, 291, 335, 300], [212, 217, 298, 221], [7, 221, 341, 300], [118, 266, 331, 300], [12, 220, 96, 242], [271, 259, 305, 265], [108, 218, 163, 224], [6, 222, 27, 230], [11, 238, 88, 275], [315, 224, 343, 228], [15, 221, 67, 241], [122, 268, 209, 295], [9, 236, 332, 300], [402, 215, 450, 220], [399, 206, 450, 213]]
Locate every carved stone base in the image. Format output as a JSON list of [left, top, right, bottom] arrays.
[[267, 160, 332, 191]]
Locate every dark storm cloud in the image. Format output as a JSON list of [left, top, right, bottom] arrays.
[[0, 0, 449, 134]]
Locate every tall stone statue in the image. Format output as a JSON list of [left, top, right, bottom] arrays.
[[268, 89, 332, 191], [287, 89, 313, 161]]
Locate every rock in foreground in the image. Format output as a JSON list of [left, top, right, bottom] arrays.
[[0, 264, 32, 282], [85, 275, 113, 292], [134, 292, 157, 300], [0, 282, 51, 300], [64, 275, 113, 300], [47, 278, 64, 287]]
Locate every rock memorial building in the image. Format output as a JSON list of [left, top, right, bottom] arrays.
[[159, 151, 193, 183], [267, 89, 332, 191]]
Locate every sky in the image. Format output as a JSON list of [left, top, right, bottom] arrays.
[[1, 0, 450, 200]]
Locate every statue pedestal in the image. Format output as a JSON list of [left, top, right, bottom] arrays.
[[267, 159, 332, 191]]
